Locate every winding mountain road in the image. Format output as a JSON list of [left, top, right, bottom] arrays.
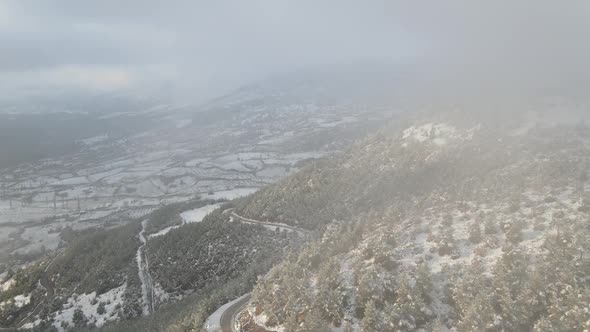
[[206, 211, 309, 332], [229, 211, 311, 236], [0, 251, 62, 330], [219, 294, 251, 332]]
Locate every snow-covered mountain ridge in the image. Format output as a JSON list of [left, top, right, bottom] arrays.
[[234, 113, 590, 331]]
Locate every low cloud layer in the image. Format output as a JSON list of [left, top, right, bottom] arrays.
[[1, 0, 589, 106]]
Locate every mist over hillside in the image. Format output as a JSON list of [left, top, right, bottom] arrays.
[[1, 1, 590, 331]]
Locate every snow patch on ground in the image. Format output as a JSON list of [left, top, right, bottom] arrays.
[[180, 203, 222, 223], [153, 282, 172, 307], [175, 119, 193, 128], [148, 225, 179, 238], [150, 203, 224, 238], [185, 157, 210, 167], [79, 134, 109, 145], [0, 277, 15, 292], [512, 115, 538, 136], [13, 225, 61, 254], [50, 176, 90, 186], [203, 188, 259, 200], [256, 166, 287, 178], [14, 294, 31, 307], [402, 123, 477, 146], [0, 293, 31, 310], [52, 283, 126, 331], [319, 116, 357, 128], [247, 307, 285, 332], [87, 168, 124, 182]]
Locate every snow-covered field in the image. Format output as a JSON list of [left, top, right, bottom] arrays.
[[401, 122, 478, 146], [14, 225, 61, 254], [201, 187, 258, 201], [79, 134, 109, 146], [180, 204, 223, 224], [0, 89, 388, 321], [149, 203, 222, 238]]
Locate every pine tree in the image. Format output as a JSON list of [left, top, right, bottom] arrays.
[[414, 262, 433, 303], [357, 267, 382, 310], [97, 302, 106, 315], [533, 316, 554, 331], [317, 259, 344, 324], [542, 226, 581, 283], [484, 218, 497, 235], [468, 221, 482, 244], [301, 307, 330, 332], [505, 219, 524, 244], [442, 214, 453, 227], [284, 310, 300, 332], [515, 266, 549, 327], [72, 308, 87, 327], [385, 275, 428, 331], [361, 300, 379, 332], [456, 292, 496, 332], [343, 321, 353, 332], [452, 261, 489, 319], [541, 282, 590, 331], [430, 317, 443, 332], [492, 246, 531, 330], [437, 227, 456, 256]]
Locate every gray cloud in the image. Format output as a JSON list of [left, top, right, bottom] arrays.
[[1, 0, 589, 106]]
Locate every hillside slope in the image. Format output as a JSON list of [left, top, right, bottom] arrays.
[[235, 112, 590, 331]]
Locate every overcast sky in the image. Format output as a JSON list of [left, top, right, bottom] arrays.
[[1, 0, 589, 106]]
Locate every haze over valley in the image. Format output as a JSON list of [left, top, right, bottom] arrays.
[[1, 1, 589, 331]]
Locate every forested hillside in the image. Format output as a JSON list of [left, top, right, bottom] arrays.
[[146, 208, 300, 294], [6, 111, 589, 332], [0, 196, 302, 331], [234, 112, 590, 331], [94, 206, 302, 332]]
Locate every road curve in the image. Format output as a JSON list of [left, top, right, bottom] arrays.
[[219, 294, 251, 332], [230, 211, 311, 236], [206, 211, 310, 331], [13, 251, 60, 329]]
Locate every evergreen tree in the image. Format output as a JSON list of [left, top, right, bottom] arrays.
[[301, 308, 330, 332], [452, 261, 489, 319], [484, 218, 497, 235], [492, 246, 531, 330], [316, 259, 344, 324], [542, 226, 582, 283], [284, 310, 300, 332], [468, 221, 482, 244], [97, 302, 106, 315], [414, 262, 433, 303], [442, 214, 453, 227], [385, 275, 428, 331], [437, 227, 456, 256], [456, 292, 496, 332], [72, 308, 88, 328], [357, 266, 382, 310], [541, 282, 590, 331], [343, 321, 353, 332], [505, 220, 524, 244], [431, 317, 443, 332], [361, 300, 379, 332]]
